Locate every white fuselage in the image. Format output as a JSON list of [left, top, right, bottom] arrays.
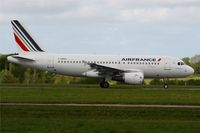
[[8, 53, 194, 79]]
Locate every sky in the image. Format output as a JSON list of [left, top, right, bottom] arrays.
[[1, 0, 200, 58]]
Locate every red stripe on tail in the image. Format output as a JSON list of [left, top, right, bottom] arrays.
[[14, 33, 29, 52]]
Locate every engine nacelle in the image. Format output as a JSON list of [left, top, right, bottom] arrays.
[[123, 72, 144, 84]]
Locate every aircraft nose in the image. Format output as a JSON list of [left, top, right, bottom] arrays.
[[190, 67, 194, 75], [187, 66, 194, 75]]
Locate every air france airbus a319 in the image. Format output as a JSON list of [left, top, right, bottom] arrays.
[[7, 20, 194, 88]]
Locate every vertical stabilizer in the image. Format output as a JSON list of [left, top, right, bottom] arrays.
[[11, 20, 44, 53]]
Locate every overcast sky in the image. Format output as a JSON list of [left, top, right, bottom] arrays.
[[1, 0, 200, 58]]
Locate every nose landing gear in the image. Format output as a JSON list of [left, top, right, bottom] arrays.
[[163, 78, 169, 89]]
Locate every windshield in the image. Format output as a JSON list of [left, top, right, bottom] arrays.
[[177, 62, 184, 66]]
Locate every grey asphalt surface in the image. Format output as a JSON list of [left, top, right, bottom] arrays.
[[1, 103, 200, 108]]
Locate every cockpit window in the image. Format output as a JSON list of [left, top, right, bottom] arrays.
[[178, 62, 184, 66]]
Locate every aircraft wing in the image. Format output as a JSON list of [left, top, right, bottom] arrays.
[[89, 63, 124, 76], [87, 62, 140, 76]]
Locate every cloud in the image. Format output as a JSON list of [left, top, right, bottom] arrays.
[[114, 8, 169, 23], [0, 0, 200, 25]]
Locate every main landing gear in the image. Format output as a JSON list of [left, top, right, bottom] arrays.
[[163, 78, 169, 89], [100, 81, 109, 88]]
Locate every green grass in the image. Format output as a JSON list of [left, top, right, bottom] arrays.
[[1, 85, 200, 133], [1, 105, 200, 133], [0, 85, 200, 105]]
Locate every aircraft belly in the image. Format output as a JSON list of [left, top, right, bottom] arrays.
[[55, 64, 88, 76]]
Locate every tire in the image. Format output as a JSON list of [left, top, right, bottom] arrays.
[[163, 84, 168, 89], [100, 81, 109, 88]]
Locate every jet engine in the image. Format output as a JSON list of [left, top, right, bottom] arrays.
[[124, 72, 144, 84], [113, 72, 144, 84]]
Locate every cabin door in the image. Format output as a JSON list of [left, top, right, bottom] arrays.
[[47, 56, 54, 69], [164, 58, 171, 70]]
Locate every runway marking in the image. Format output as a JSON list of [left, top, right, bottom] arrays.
[[1, 103, 200, 109]]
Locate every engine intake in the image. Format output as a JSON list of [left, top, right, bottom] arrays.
[[113, 72, 144, 84]]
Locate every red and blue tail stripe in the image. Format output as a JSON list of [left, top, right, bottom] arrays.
[[11, 20, 44, 52]]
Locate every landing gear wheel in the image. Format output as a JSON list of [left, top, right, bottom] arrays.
[[163, 84, 168, 89], [100, 81, 109, 88], [163, 78, 169, 89]]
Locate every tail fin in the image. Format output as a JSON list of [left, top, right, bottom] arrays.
[[11, 20, 44, 53]]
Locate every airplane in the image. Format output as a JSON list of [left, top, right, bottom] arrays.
[[7, 20, 194, 89]]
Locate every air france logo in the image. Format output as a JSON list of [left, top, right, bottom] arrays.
[[122, 58, 162, 62], [157, 58, 162, 62]]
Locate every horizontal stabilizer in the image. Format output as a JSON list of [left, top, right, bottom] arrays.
[[11, 55, 35, 61]]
